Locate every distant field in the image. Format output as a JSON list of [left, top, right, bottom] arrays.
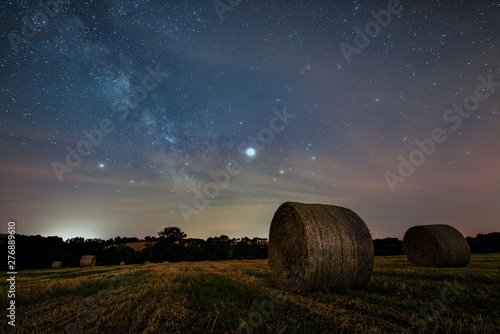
[[106, 241, 149, 251], [106, 239, 268, 252], [1, 254, 499, 333]]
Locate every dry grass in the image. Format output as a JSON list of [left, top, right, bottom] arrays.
[[104, 242, 149, 252], [1, 254, 499, 333]]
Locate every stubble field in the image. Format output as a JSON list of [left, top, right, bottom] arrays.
[[1, 254, 499, 333]]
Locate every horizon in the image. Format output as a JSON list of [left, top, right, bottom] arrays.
[[1, 1, 499, 242], [4, 228, 498, 243]]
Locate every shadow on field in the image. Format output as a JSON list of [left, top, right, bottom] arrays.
[[243, 269, 274, 282], [171, 273, 257, 331]]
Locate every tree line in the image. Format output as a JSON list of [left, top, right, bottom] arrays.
[[0, 227, 268, 270], [373, 232, 500, 256], [1, 229, 498, 270]]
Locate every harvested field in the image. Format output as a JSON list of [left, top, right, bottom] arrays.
[[1, 254, 499, 333]]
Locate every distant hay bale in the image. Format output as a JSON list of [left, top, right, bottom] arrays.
[[51, 261, 62, 269], [143, 261, 150, 264], [119, 261, 125, 266], [403, 224, 470, 267], [269, 202, 374, 292], [79, 255, 96, 267]]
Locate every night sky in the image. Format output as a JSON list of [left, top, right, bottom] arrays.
[[1, 0, 499, 241]]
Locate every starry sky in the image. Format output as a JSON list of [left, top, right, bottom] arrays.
[[1, 0, 499, 241]]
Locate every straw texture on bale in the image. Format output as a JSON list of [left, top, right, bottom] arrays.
[[403, 224, 470, 267], [269, 202, 374, 292], [51, 261, 62, 269], [79, 255, 96, 267]]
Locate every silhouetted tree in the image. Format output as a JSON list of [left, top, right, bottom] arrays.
[[373, 238, 404, 256], [205, 235, 231, 260], [466, 232, 500, 253], [113, 244, 136, 264], [151, 227, 187, 262], [67, 237, 85, 244], [183, 239, 206, 261], [158, 227, 187, 243]]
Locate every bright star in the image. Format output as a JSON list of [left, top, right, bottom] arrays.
[[99, 163, 105, 168], [245, 148, 256, 157]]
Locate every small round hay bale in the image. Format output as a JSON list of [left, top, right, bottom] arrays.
[[143, 261, 150, 265], [403, 224, 470, 267], [79, 255, 96, 267], [269, 202, 374, 292], [119, 261, 125, 266], [51, 261, 62, 269]]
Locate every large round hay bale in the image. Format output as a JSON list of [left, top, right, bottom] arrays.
[[51, 261, 62, 269], [269, 202, 374, 292], [79, 255, 96, 267], [403, 224, 470, 267]]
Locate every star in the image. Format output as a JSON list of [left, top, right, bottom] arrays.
[[245, 148, 256, 158], [99, 164, 105, 168]]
